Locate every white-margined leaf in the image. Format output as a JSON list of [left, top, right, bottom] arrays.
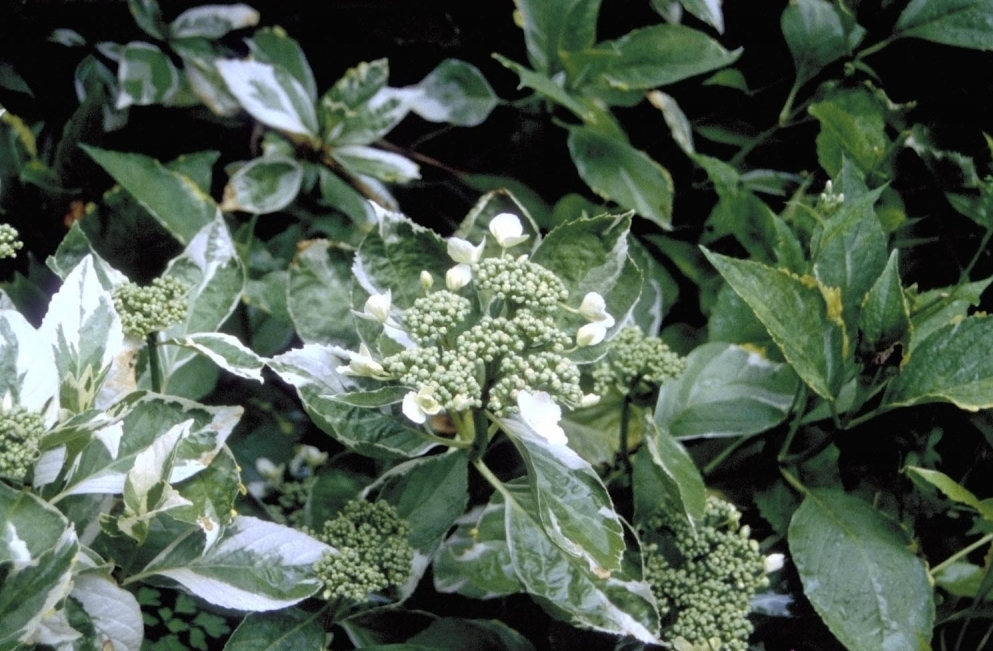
[[169, 4, 260, 39], [221, 156, 303, 214], [140, 516, 331, 611], [217, 59, 318, 138], [0, 309, 59, 419], [408, 58, 498, 127], [116, 42, 180, 109], [167, 332, 266, 382], [67, 573, 144, 651], [433, 503, 523, 599], [332, 145, 420, 184]]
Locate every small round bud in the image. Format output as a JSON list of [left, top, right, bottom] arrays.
[[420, 270, 434, 290]]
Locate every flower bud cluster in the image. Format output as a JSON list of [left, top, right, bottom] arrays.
[[0, 224, 23, 260], [311, 499, 413, 603], [383, 346, 483, 416], [488, 351, 584, 416], [641, 497, 769, 651], [0, 404, 45, 484], [592, 326, 686, 398], [113, 277, 188, 338], [816, 180, 845, 216], [473, 256, 568, 311], [403, 290, 472, 345]]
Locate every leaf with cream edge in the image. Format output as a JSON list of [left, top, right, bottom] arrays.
[[39, 255, 124, 414], [0, 309, 59, 422], [216, 59, 319, 138], [633, 414, 706, 527], [166, 333, 266, 383], [433, 502, 523, 599], [66, 574, 144, 651], [137, 516, 331, 611], [221, 156, 303, 215], [168, 4, 259, 39], [501, 415, 626, 576]]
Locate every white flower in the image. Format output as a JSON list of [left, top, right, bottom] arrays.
[[336, 343, 390, 379], [489, 213, 530, 249], [289, 444, 327, 476], [446, 264, 472, 291], [517, 390, 567, 446], [255, 457, 285, 481], [764, 553, 785, 574], [578, 292, 615, 327], [363, 290, 392, 322], [447, 236, 485, 264], [420, 270, 434, 290], [576, 321, 608, 347], [579, 393, 601, 408], [402, 386, 443, 424]]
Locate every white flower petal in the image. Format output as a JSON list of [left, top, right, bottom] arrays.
[[402, 386, 443, 424], [576, 321, 608, 347], [517, 390, 567, 446], [578, 292, 615, 326], [447, 237, 485, 264], [363, 290, 392, 322], [489, 213, 530, 248], [446, 264, 472, 291], [764, 553, 785, 574], [402, 392, 426, 424]]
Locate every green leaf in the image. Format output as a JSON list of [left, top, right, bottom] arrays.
[[268, 344, 437, 458], [781, 0, 848, 89], [675, 0, 724, 33], [906, 465, 993, 521], [39, 255, 124, 413], [115, 42, 181, 109], [453, 190, 544, 259], [166, 333, 266, 382], [169, 4, 260, 40], [703, 249, 849, 400], [633, 415, 706, 527], [857, 250, 911, 363], [884, 315, 993, 411], [532, 214, 641, 338], [286, 238, 360, 348], [810, 188, 888, 331], [0, 483, 80, 651], [317, 167, 377, 228], [128, 0, 166, 39], [579, 24, 741, 91], [370, 451, 469, 552], [173, 446, 242, 544], [895, 0, 993, 50], [247, 28, 317, 103], [158, 216, 245, 398], [503, 483, 660, 643], [648, 90, 694, 155], [502, 416, 626, 575], [408, 618, 537, 651], [409, 58, 498, 127], [222, 609, 325, 651], [562, 395, 645, 466], [809, 88, 892, 180], [221, 156, 303, 214], [788, 490, 934, 651], [318, 59, 413, 146], [567, 127, 674, 230], [656, 342, 799, 440], [433, 502, 523, 599], [514, 0, 601, 74], [332, 146, 420, 184], [907, 276, 993, 347], [216, 59, 319, 138], [140, 516, 330, 611], [68, 573, 144, 651], [353, 208, 450, 310], [81, 145, 217, 245]]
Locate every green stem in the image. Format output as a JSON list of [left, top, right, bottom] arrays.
[[473, 458, 513, 502], [703, 434, 756, 477], [777, 385, 808, 463], [962, 222, 993, 282], [930, 532, 993, 577], [779, 82, 801, 126], [779, 466, 808, 495], [618, 396, 632, 477], [856, 36, 894, 61], [779, 427, 835, 466], [147, 332, 162, 393]]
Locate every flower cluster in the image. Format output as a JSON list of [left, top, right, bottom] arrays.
[[592, 326, 686, 398], [816, 180, 845, 216], [340, 213, 608, 433], [113, 276, 189, 338], [0, 401, 46, 484], [311, 499, 414, 603], [642, 496, 775, 651], [0, 223, 23, 260], [248, 445, 328, 528]]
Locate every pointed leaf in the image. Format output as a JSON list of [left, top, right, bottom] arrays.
[[567, 127, 674, 230], [68, 573, 144, 651], [809, 88, 891, 179], [173, 446, 242, 548], [81, 145, 217, 245], [169, 4, 260, 39], [247, 28, 317, 102], [655, 342, 799, 440], [858, 250, 911, 362], [128, 0, 166, 39], [895, 0, 993, 50], [333, 145, 420, 184], [115, 42, 181, 109], [287, 238, 359, 348], [221, 156, 303, 214], [782, 0, 848, 88], [677, 0, 724, 33], [703, 249, 849, 399], [906, 465, 993, 522], [217, 59, 318, 138], [789, 490, 934, 651], [141, 516, 330, 611], [633, 415, 706, 526], [885, 315, 993, 411], [409, 58, 497, 127], [433, 503, 523, 599], [0, 309, 59, 415], [166, 332, 266, 382], [514, 0, 601, 73], [223, 609, 325, 651], [502, 416, 626, 575]]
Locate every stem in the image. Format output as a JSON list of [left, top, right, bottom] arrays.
[[930, 533, 993, 577], [473, 458, 513, 502], [856, 36, 894, 61], [147, 332, 162, 393], [779, 82, 801, 126], [703, 434, 756, 477], [777, 385, 808, 463], [618, 397, 632, 477], [779, 428, 835, 466], [779, 466, 808, 495], [961, 222, 993, 282]]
